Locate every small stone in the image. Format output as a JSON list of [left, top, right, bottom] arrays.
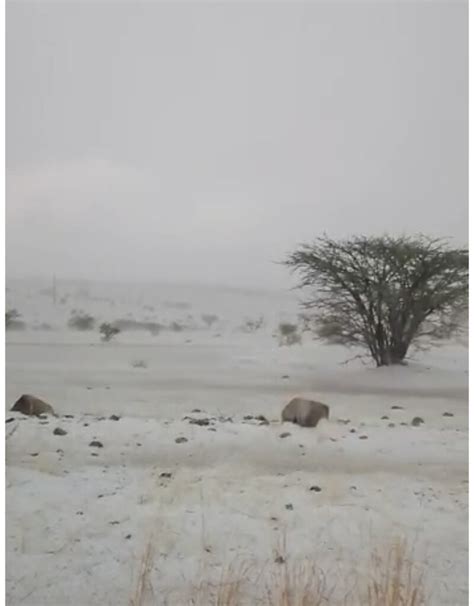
[[89, 440, 104, 448], [109, 520, 120, 525], [160, 472, 172, 478], [83, 423, 89, 427], [136, 443, 142, 447], [63, 414, 74, 419], [109, 415, 121, 421], [53, 427, 67, 436], [350, 428, 357, 433], [56, 449, 64, 455], [350, 486, 357, 490], [309, 485, 322, 492], [388, 423, 396, 428], [337, 419, 351, 425], [207, 427, 216, 432], [29, 452, 39, 457], [76, 511, 83, 515], [91, 452, 99, 457], [274, 555, 285, 564], [243, 415, 253, 421], [381, 416, 389, 420], [191, 409, 202, 413], [281, 375, 290, 379], [40, 421, 49, 425], [125, 534, 132, 540], [86, 386, 93, 390], [359, 435, 368, 440], [400, 422, 408, 426], [411, 417, 424, 427], [5, 418, 14, 424], [279, 432, 291, 439], [38, 414, 48, 420], [329, 437, 338, 442], [391, 405, 404, 410], [285, 503, 294, 510], [175, 437, 188, 444], [443, 412, 454, 417], [97, 416, 106, 421], [188, 418, 210, 426]]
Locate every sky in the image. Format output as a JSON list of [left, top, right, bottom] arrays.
[[6, 0, 468, 288]]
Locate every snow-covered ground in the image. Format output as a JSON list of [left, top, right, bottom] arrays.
[[5, 280, 468, 605]]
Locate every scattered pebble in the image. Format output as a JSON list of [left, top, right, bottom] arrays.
[[400, 422, 408, 426], [279, 432, 291, 439], [285, 503, 294, 511], [160, 472, 173, 479], [350, 428, 357, 433], [191, 409, 202, 413], [63, 415, 74, 419], [109, 521, 120, 525], [309, 485, 322, 492], [5, 418, 14, 424], [89, 441, 104, 448], [109, 415, 121, 421], [391, 405, 404, 410], [29, 453, 39, 457], [337, 419, 351, 425], [274, 555, 285, 564], [443, 412, 454, 417], [91, 453, 99, 457], [188, 418, 211, 426], [207, 427, 216, 432], [125, 534, 132, 540], [359, 435, 368, 440], [175, 437, 188, 444], [53, 428, 67, 436], [388, 423, 396, 428], [281, 375, 290, 379], [381, 416, 389, 420], [411, 417, 424, 427]]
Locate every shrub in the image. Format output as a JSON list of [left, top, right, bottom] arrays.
[[6, 309, 20, 329], [99, 322, 120, 342], [277, 322, 302, 346], [68, 311, 95, 331], [201, 314, 219, 328]]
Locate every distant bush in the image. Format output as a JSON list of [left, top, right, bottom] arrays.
[[6, 309, 20, 329], [169, 321, 184, 332], [99, 322, 120, 342], [131, 359, 148, 369], [68, 312, 95, 331], [113, 318, 162, 335], [164, 300, 191, 310], [201, 314, 219, 328], [241, 316, 265, 333], [277, 322, 302, 346]]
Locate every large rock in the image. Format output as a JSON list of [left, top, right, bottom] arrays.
[[281, 397, 329, 428], [11, 394, 56, 417]]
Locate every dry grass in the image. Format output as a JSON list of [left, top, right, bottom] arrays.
[[130, 539, 155, 606], [132, 538, 425, 606], [363, 539, 426, 606]]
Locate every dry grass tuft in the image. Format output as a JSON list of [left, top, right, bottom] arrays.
[[130, 539, 155, 606], [188, 561, 252, 606], [363, 539, 425, 606], [266, 558, 332, 606]]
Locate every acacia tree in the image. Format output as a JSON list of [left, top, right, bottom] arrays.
[[285, 235, 468, 367]]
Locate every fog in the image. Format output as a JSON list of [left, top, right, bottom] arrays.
[[6, 1, 467, 288]]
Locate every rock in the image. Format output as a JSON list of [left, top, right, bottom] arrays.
[[381, 416, 389, 420], [175, 437, 188, 444], [279, 432, 291, 438], [359, 435, 368, 440], [285, 503, 294, 510], [63, 414, 74, 419], [83, 423, 89, 427], [350, 428, 357, 433], [40, 421, 49, 425], [89, 440, 104, 448], [191, 409, 202, 413], [218, 416, 233, 423], [274, 555, 285, 564], [207, 427, 216, 432], [11, 394, 56, 417], [281, 398, 329, 428], [309, 485, 322, 492], [400, 422, 408, 426], [29, 452, 39, 457], [109, 415, 121, 421], [53, 427, 67, 436], [243, 415, 253, 421], [411, 417, 424, 427], [391, 405, 404, 410], [281, 375, 290, 379], [337, 418, 351, 425], [5, 418, 14, 424], [443, 412, 454, 417], [256, 415, 269, 424], [160, 472, 172, 479], [188, 418, 211, 426], [125, 534, 132, 540], [388, 423, 396, 428]]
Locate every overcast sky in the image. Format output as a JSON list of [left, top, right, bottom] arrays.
[[6, 0, 467, 288]]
